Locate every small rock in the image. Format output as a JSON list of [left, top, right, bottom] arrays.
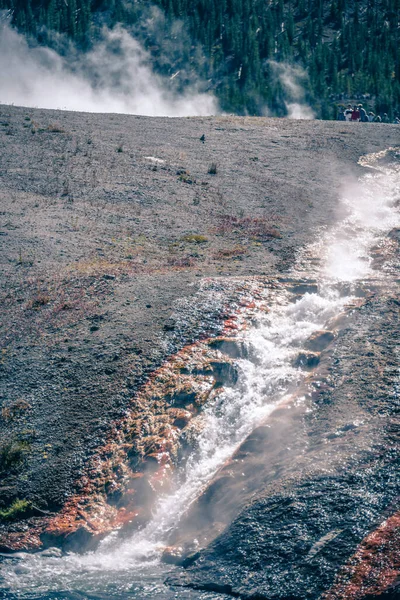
[[162, 542, 200, 566], [164, 318, 176, 331], [210, 361, 238, 386], [305, 330, 335, 352], [293, 351, 320, 369], [208, 338, 248, 359]]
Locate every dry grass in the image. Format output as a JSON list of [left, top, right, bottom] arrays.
[[0, 499, 32, 521], [0, 440, 30, 474], [25, 294, 50, 310], [213, 245, 247, 259], [215, 215, 281, 239], [167, 256, 196, 268], [181, 234, 208, 244], [46, 123, 66, 134], [1, 399, 32, 422]]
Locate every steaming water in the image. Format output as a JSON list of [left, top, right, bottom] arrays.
[[1, 151, 399, 599]]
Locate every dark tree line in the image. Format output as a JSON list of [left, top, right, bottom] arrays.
[[1, 0, 399, 118]]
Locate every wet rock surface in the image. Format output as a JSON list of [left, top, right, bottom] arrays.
[[170, 291, 400, 599]]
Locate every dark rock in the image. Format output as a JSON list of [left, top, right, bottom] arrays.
[[208, 338, 249, 359], [388, 228, 400, 241], [305, 330, 335, 351], [210, 361, 239, 386], [292, 351, 320, 369], [163, 318, 176, 331]]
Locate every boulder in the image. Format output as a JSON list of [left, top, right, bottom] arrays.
[[292, 351, 320, 369], [305, 330, 335, 352]]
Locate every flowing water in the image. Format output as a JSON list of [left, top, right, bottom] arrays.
[[1, 149, 399, 599]]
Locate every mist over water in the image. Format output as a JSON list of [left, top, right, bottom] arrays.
[[1, 154, 399, 599], [269, 61, 315, 120], [0, 19, 217, 116]]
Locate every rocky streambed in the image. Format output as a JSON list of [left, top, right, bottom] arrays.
[[0, 106, 399, 599]]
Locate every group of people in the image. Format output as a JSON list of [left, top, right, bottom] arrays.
[[337, 104, 400, 123]]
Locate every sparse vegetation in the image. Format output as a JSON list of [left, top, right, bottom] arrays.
[[214, 245, 247, 259], [177, 170, 195, 184], [17, 249, 34, 266], [26, 294, 50, 310], [215, 216, 281, 239], [1, 399, 32, 422], [167, 256, 195, 268], [46, 123, 66, 133], [0, 499, 32, 522], [0, 439, 30, 474], [181, 234, 208, 243]]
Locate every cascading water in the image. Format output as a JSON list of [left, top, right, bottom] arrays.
[[1, 150, 399, 600]]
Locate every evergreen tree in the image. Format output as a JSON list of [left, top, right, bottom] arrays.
[[1, 0, 399, 118]]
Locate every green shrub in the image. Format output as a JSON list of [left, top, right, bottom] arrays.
[[181, 234, 208, 243], [0, 440, 30, 474], [0, 499, 32, 521]]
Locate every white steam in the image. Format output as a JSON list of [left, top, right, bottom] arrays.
[[270, 61, 315, 120], [0, 20, 217, 116]]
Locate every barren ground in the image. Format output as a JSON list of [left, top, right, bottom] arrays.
[[0, 106, 399, 598]]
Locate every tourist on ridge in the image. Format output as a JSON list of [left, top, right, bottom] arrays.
[[368, 112, 375, 122], [344, 104, 353, 121], [382, 113, 390, 123], [359, 105, 369, 122], [373, 114, 382, 122], [337, 107, 346, 121], [351, 105, 360, 121]]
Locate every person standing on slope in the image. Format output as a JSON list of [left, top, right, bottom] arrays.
[[359, 104, 369, 122], [337, 107, 346, 121], [344, 104, 353, 121], [351, 105, 360, 121]]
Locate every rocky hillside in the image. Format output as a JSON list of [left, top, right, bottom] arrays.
[[0, 106, 399, 599]]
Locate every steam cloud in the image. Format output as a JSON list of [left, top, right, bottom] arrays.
[[270, 61, 315, 120], [0, 19, 217, 117]]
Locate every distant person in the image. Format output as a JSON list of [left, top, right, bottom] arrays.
[[394, 115, 400, 124], [359, 104, 369, 122], [382, 113, 390, 123], [344, 105, 353, 121], [351, 105, 360, 121], [373, 114, 382, 122], [337, 107, 346, 121], [368, 111, 375, 122]]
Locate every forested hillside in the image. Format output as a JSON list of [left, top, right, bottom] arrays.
[[1, 0, 399, 118]]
